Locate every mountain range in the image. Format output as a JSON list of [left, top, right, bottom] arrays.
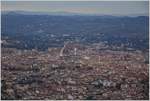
[[1, 11, 149, 51]]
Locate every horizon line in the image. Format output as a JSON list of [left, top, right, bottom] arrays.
[[2, 10, 149, 17]]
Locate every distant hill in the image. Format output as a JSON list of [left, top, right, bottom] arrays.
[[1, 12, 149, 51], [2, 11, 91, 16], [2, 11, 148, 17]]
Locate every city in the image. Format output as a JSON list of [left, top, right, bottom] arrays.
[[1, 1, 149, 100]]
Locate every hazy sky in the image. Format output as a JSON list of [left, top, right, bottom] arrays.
[[1, 1, 149, 16]]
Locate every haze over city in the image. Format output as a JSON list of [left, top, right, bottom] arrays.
[[2, 1, 149, 16]]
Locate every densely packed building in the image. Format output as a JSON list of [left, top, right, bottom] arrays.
[[1, 43, 149, 100]]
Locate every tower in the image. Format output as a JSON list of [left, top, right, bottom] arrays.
[[99, 55, 101, 64], [74, 47, 77, 56]]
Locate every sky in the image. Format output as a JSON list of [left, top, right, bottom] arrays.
[[1, 1, 149, 16]]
